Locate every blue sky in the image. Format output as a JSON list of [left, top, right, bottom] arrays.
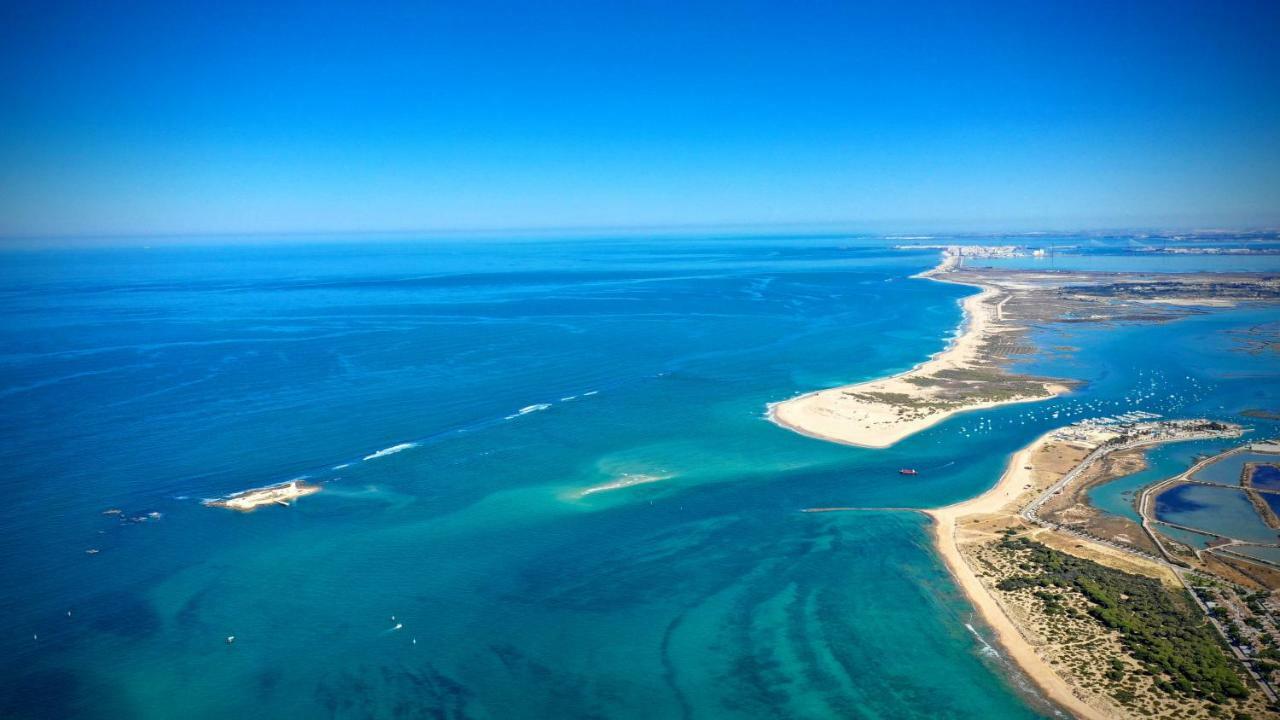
[[2, 1, 1278, 238]]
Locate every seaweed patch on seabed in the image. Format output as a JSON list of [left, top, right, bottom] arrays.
[[173, 583, 219, 630], [255, 667, 284, 702], [488, 643, 622, 716], [2, 667, 82, 720], [712, 515, 924, 718], [81, 590, 162, 639], [313, 662, 474, 719], [505, 516, 759, 612]]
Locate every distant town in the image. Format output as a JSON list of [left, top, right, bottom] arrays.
[[894, 242, 1280, 260]]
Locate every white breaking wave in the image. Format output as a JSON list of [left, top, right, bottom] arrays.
[[363, 443, 418, 461], [332, 463, 352, 470], [582, 390, 599, 396], [505, 403, 551, 420], [965, 623, 1000, 658]]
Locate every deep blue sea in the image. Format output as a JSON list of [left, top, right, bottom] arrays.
[[1, 236, 1277, 719]]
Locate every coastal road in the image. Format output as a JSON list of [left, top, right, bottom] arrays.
[[1021, 429, 1240, 526]]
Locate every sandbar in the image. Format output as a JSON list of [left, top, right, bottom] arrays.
[[204, 479, 321, 512], [575, 474, 668, 497]]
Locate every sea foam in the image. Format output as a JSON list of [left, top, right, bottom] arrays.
[[965, 623, 1000, 658]]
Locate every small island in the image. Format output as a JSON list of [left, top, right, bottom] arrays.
[[203, 480, 321, 512]]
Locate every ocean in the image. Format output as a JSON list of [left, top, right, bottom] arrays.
[[1, 236, 1276, 719]]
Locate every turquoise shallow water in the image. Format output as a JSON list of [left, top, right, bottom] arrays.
[[0, 236, 1276, 719]]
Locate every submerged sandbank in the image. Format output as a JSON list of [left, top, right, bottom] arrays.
[[574, 474, 668, 497]]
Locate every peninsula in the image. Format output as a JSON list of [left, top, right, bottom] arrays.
[[769, 259, 1067, 447], [770, 252, 1280, 448]]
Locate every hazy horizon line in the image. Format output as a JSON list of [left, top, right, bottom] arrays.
[[4, 219, 1279, 248]]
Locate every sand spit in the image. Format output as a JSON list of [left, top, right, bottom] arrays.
[[770, 262, 1066, 448], [769, 255, 1279, 449]]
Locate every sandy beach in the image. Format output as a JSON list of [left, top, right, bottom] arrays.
[[925, 434, 1113, 720], [922, 419, 1257, 720], [769, 260, 1068, 448]]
